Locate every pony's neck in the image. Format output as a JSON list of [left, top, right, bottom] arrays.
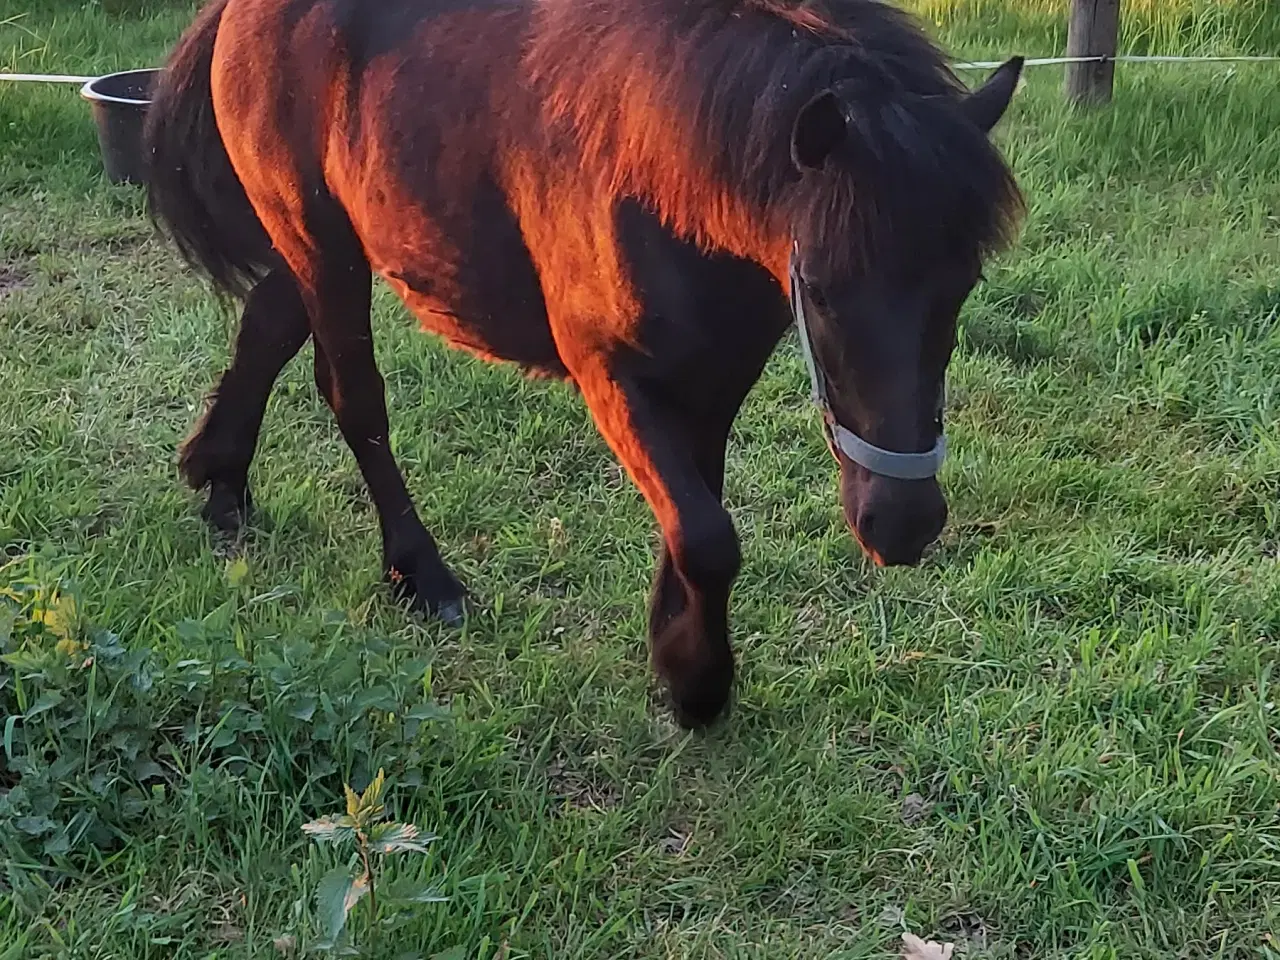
[[524, 1, 812, 285], [570, 99, 797, 283]]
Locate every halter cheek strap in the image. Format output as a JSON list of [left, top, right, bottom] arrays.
[[788, 248, 947, 481]]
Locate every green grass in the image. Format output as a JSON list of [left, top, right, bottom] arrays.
[[2, 1, 1279, 957]]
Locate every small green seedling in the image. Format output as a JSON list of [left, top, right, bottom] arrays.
[[301, 769, 445, 954]]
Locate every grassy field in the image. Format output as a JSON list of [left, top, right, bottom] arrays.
[[2, 0, 1279, 957]]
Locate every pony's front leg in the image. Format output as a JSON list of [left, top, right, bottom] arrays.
[[569, 359, 741, 728]]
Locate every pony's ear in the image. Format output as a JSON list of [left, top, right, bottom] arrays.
[[963, 56, 1024, 133], [791, 90, 847, 171]]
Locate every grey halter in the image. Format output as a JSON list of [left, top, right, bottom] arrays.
[[788, 246, 947, 481]]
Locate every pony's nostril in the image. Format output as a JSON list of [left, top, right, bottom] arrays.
[[857, 509, 877, 542]]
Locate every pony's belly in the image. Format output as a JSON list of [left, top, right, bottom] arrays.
[[381, 268, 569, 379]]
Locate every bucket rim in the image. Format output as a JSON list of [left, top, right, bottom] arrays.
[[80, 67, 159, 107]]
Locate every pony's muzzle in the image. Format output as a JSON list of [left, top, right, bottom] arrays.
[[841, 469, 947, 567]]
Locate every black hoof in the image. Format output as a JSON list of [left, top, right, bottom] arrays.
[[667, 677, 733, 730], [385, 547, 468, 626], [202, 481, 252, 537], [391, 579, 469, 626], [435, 598, 467, 628], [652, 612, 735, 730]]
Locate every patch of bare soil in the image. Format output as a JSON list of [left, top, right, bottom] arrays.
[[546, 755, 622, 813], [0, 262, 32, 300]]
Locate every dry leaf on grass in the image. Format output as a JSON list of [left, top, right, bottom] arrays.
[[900, 792, 929, 826], [901, 932, 955, 960], [209, 924, 243, 943]]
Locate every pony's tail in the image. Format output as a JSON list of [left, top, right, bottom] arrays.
[[144, 0, 275, 300]]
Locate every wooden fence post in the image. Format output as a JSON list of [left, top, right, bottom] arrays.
[[1064, 0, 1121, 105]]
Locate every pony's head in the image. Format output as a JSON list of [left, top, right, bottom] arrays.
[[786, 57, 1024, 566]]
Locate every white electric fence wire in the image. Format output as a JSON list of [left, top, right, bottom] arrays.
[[2, 54, 1278, 85]]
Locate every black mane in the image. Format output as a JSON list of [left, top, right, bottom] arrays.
[[525, 0, 1024, 270]]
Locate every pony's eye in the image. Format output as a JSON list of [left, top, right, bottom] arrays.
[[802, 279, 829, 311]]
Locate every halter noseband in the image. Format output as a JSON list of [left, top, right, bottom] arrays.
[[788, 245, 947, 481]]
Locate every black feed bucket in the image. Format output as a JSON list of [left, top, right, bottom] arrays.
[[80, 68, 159, 185]]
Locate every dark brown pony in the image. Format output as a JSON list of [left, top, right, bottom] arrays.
[[144, 0, 1025, 727]]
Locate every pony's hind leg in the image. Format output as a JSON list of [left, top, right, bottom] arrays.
[[179, 268, 310, 535], [273, 205, 467, 624]]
